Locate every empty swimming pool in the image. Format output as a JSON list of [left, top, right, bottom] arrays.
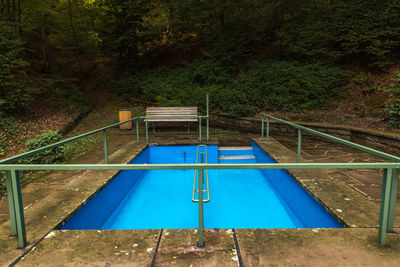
[[60, 142, 342, 230]]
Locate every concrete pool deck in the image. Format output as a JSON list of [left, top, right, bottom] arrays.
[[1, 129, 400, 266]]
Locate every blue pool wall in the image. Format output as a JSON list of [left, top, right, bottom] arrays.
[[147, 145, 218, 164], [61, 143, 342, 230], [61, 148, 150, 229], [252, 141, 342, 228]]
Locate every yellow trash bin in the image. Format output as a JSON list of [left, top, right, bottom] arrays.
[[119, 109, 132, 130]]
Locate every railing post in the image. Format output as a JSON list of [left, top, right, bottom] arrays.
[[10, 170, 27, 248], [206, 117, 209, 142], [136, 120, 140, 144], [378, 168, 393, 245], [297, 128, 301, 163], [103, 129, 109, 164], [145, 117, 149, 144], [387, 167, 399, 232], [206, 94, 209, 142], [261, 115, 264, 138], [5, 170, 17, 236], [197, 153, 205, 247], [199, 117, 202, 142], [267, 117, 269, 143]]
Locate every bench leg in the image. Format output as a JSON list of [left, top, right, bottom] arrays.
[[152, 122, 155, 133], [188, 122, 190, 133]]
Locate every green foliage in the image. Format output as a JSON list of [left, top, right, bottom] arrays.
[[234, 61, 349, 112], [112, 74, 141, 97], [44, 77, 90, 113], [24, 131, 65, 164], [0, 138, 8, 157], [0, 171, 5, 196], [64, 136, 101, 162], [0, 21, 31, 112], [276, 0, 400, 68], [385, 99, 400, 128], [382, 72, 400, 127], [97, 0, 151, 61], [22, 0, 100, 70], [0, 116, 23, 138], [113, 59, 349, 117]]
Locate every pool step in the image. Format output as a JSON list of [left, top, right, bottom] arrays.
[[218, 146, 256, 163], [218, 147, 254, 157], [218, 155, 256, 160], [218, 146, 253, 151]]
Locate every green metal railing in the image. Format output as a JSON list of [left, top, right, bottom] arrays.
[[0, 115, 144, 248], [192, 145, 210, 203], [1, 162, 400, 248], [261, 114, 400, 246], [0, 117, 143, 166], [1, 112, 399, 249], [0, 95, 211, 249], [261, 114, 400, 162]]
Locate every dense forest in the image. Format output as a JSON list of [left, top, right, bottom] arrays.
[[1, 0, 400, 148]]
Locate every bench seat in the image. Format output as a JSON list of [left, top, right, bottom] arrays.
[[146, 107, 198, 122]]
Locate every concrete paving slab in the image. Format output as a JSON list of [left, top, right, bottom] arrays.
[[17, 230, 160, 267], [236, 228, 400, 266], [154, 229, 238, 267]]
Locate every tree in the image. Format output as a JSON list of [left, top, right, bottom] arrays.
[[0, 20, 30, 112]]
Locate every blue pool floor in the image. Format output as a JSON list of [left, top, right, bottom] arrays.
[[61, 144, 342, 230], [100, 169, 303, 229]]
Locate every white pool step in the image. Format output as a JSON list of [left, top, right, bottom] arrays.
[[218, 146, 253, 151], [218, 155, 256, 160]]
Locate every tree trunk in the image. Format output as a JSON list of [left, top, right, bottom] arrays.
[[11, 0, 15, 22], [41, 10, 49, 70], [6, 0, 10, 20], [17, 0, 21, 36], [1, 0, 5, 17], [68, 0, 78, 48]]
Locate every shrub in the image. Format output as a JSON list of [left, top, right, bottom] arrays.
[[385, 99, 400, 128], [276, 1, 400, 68], [24, 131, 65, 164], [0, 171, 5, 195], [234, 61, 350, 112], [0, 21, 31, 112], [382, 72, 400, 128], [112, 59, 349, 117], [45, 77, 90, 113], [0, 116, 22, 138]]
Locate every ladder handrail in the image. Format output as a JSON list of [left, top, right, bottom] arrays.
[[192, 145, 210, 203]]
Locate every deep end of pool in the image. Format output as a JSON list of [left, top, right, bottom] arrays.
[[60, 143, 343, 230]]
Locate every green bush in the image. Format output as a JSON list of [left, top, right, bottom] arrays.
[[45, 77, 90, 113], [234, 61, 350, 112], [112, 59, 349, 117], [385, 99, 400, 128], [0, 116, 22, 138], [382, 72, 400, 127], [0, 21, 31, 112], [24, 131, 65, 164], [276, 1, 400, 68], [0, 171, 5, 195]]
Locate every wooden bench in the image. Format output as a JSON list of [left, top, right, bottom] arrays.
[[145, 106, 198, 132]]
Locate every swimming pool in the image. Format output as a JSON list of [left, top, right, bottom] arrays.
[[60, 142, 342, 230]]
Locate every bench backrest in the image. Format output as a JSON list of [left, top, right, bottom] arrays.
[[146, 107, 198, 122]]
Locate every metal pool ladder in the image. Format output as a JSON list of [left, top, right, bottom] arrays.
[[192, 145, 210, 203]]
